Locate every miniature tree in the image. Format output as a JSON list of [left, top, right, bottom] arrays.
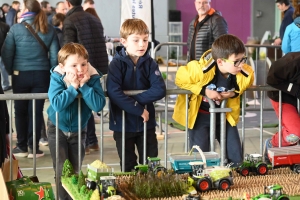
[[90, 188, 100, 200], [77, 170, 86, 191], [71, 174, 78, 185], [80, 185, 87, 195], [62, 159, 74, 178]]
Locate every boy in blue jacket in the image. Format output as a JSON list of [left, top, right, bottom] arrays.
[[106, 19, 166, 172], [47, 43, 106, 199]]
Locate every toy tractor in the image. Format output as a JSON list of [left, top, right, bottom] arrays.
[[188, 161, 233, 192], [134, 157, 167, 177], [99, 176, 117, 198], [236, 153, 268, 176], [252, 184, 289, 200]]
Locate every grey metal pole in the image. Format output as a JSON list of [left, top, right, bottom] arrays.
[[241, 94, 246, 157], [185, 94, 189, 152], [260, 91, 264, 154], [122, 110, 125, 172], [100, 110, 104, 161], [143, 105, 147, 165], [164, 95, 168, 168], [78, 98, 82, 171], [32, 99, 36, 176], [278, 90, 282, 147], [55, 112, 59, 198], [220, 100, 228, 166], [9, 100, 13, 181], [207, 98, 216, 152]]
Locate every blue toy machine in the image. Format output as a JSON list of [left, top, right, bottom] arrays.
[[168, 146, 220, 173]]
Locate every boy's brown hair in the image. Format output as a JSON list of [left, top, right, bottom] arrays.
[[211, 34, 245, 61], [58, 43, 89, 64], [120, 19, 149, 39], [52, 13, 65, 27]]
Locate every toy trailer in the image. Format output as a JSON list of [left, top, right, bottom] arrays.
[[168, 151, 220, 173], [268, 146, 300, 173], [87, 164, 113, 181]]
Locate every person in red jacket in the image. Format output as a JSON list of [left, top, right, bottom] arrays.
[[265, 52, 300, 162]]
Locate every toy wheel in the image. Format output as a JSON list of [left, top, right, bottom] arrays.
[[197, 178, 211, 192], [279, 197, 289, 200], [218, 179, 230, 191], [293, 165, 300, 174], [257, 164, 268, 175], [155, 167, 166, 177], [240, 167, 249, 176]]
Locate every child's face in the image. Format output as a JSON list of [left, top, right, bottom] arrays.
[[217, 53, 246, 75], [120, 33, 149, 60], [59, 54, 88, 82]]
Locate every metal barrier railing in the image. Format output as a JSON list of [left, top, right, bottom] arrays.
[[0, 84, 284, 198]]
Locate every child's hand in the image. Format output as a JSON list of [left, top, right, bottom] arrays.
[[66, 72, 79, 89], [79, 73, 90, 87], [141, 109, 149, 122], [220, 91, 235, 100], [205, 89, 222, 101]]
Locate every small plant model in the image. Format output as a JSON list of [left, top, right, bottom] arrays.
[[252, 184, 289, 200], [236, 153, 268, 176]]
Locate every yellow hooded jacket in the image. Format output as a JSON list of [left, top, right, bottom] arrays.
[[172, 49, 254, 129]]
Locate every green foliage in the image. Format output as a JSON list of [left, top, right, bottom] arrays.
[[77, 170, 86, 191], [129, 171, 188, 198], [87, 189, 94, 199], [62, 159, 74, 178], [80, 185, 87, 194], [71, 174, 78, 185], [170, 50, 177, 59]]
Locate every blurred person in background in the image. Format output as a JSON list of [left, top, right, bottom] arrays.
[[82, 0, 94, 10], [187, 0, 227, 61], [6, 1, 20, 27], [274, 0, 294, 45], [0, 3, 10, 23], [281, 4, 300, 54], [52, 13, 65, 48], [2, 0, 59, 158]]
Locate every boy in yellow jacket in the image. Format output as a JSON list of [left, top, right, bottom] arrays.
[[173, 34, 254, 166]]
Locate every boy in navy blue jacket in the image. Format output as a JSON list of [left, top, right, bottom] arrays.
[[106, 19, 166, 172], [47, 43, 106, 199]]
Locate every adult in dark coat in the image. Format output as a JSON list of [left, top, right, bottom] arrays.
[[0, 3, 9, 23], [0, 73, 9, 168], [63, 0, 108, 74]]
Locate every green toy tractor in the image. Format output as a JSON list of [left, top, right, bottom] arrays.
[[252, 184, 289, 200], [236, 153, 268, 176], [134, 157, 167, 176], [99, 176, 117, 198]]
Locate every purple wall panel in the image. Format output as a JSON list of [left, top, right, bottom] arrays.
[[176, 0, 251, 54]]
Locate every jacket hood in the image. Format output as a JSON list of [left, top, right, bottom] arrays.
[[114, 46, 151, 65], [294, 16, 300, 26], [51, 62, 100, 87], [199, 49, 216, 68]]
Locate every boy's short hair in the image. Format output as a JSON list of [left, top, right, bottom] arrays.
[[58, 43, 89, 64], [211, 34, 245, 61], [275, 0, 289, 6], [120, 19, 149, 39], [52, 13, 65, 26]]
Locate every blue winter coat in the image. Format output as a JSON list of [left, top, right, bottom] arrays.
[[1, 15, 59, 75], [106, 47, 166, 132], [47, 64, 106, 133], [282, 17, 300, 54]]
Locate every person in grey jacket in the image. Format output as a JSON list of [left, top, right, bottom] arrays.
[[1, 0, 59, 158], [187, 0, 227, 61]]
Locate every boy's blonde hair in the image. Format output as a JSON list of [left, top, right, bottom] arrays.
[[211, 34, 245, 61], [120, 19, 149, 39], [58, 43, 89, 64]]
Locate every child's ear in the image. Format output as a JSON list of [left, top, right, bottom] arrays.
[[58, 63, 65, 72], [216, 58, 223, 66], [120, 38, 127, 47]]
